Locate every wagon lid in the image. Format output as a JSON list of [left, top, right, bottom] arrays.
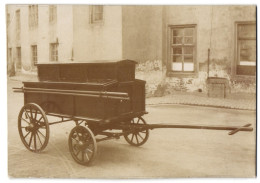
[[35, 59, 137, 65]]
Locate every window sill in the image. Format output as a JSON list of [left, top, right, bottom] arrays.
[[166, 70, 198, 78]]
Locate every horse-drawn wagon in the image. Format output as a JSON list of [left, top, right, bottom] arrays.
[[13, 60, 253, 165]]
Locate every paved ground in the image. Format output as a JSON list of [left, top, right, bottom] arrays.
[[8, 79, 256, 178]]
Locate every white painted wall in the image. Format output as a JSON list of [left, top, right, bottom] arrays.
[[73, 5, 122, 62]]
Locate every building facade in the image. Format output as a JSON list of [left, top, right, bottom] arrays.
[[6, 5, 256, 95]]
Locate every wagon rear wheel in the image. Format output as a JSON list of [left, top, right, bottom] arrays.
[[68, 126, 97, 166], [123, 117, 149, 146], [18, 103, 50, 152]]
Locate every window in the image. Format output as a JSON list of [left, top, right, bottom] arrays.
[[29, 5, 38, 29], [16, 10, 21, 40], [49, 5, 57, 23], [168, 25, 196, 74], [235, 22, 256, 76], [90, 5, 103, 23], [16, 47, 21, 69], [31, 45, 37, 65], [50, 43, 58, 61]]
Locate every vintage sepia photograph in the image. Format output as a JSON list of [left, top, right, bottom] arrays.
[[6, 4, 256, 178]]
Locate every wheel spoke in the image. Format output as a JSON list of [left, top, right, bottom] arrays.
[[34, 133, 37, 150], [86, 148, 93, 153], [21, 117, 30, 124], [130, 133, 134, 142], [137, 118, 140, 124], [85, 152, 90, 161], [34, 109, 38, 120], [137, 133, 144, 140], [28, 132, 33, 147], [23, 131, 31, 139], [75, 149, 80, 157], [37, 130, 46, 139], [36, 132, 43, 146], [135, 134, 139, 144], [37, 116, 43, 122], [39, 125, 46, 129]]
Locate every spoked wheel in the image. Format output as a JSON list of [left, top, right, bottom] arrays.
[[123, 117, 149, 146], [68, 126, 97, 166], [18, 103, 50, 152]]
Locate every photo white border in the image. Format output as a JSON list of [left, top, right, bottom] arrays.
[[1, 0, 259, 183]]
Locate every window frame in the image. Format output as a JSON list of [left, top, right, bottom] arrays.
[[50, 43, 59, 62], [31, 45, 37, 66], [233, 21, 256, 78], [167, 24, 197, 77], [90, 5, 104, 24]]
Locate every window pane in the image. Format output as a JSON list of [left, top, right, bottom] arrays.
[[238, 24, 256, 38], [184, 47, 193, 55], [172, 55, 182, 62], [184, 55, 193, 63], [95, 5, 103, 13], [94, 13, 103, 21], [172, 47, 182, 55], [173, 29, 183, 36], [184, 28, 193, 36], [92, 5, 103, 22], [184, 37, 193, 44], [184, 63, 194, 71], [173, 37, 182, 45], [239, 40, 256, 65], [172, 62, 182, 71]]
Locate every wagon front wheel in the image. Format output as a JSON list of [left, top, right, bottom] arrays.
[[18, 103, 50, 152], [68, 126, 97, 166], [123, 117, 149, 146]]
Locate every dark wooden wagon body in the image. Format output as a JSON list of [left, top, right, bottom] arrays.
[[23, 60, 146, 122]]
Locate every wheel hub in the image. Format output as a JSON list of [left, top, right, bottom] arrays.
[[26, 122, 39, 132]]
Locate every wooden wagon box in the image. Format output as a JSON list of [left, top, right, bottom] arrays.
[[23, 60, 146, 121]]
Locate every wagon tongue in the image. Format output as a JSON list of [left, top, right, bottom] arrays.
[[145, 123, 253, 135], [228, 123, 252, 135]]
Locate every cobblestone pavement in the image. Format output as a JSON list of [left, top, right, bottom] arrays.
[[9, 73, 256, 111]]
